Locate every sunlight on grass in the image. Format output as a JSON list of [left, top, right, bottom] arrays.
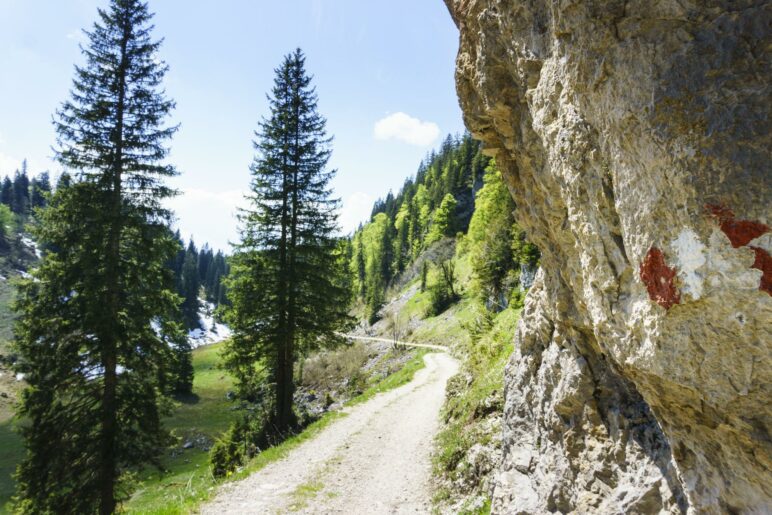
[[126, 343, 431, 514], [0, 420, 23, 514]]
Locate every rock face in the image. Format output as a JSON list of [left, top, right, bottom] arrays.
[[444, 1, 771, 513]]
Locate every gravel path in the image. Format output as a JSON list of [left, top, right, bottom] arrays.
[[200, 352, 458, 514]]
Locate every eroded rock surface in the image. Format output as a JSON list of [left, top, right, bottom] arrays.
[[444, 1, 771, 513]]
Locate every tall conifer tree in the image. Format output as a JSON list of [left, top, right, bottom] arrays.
[[12, 163, 30, 215], [225, 49, 350, 433], [180, 240, 202, 330], [1, 177, 13, 207], [13, 1, 182, 512]]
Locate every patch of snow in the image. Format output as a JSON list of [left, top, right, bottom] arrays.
[[20, 236, 42, 259], [150, 318, 162, 337], [188, 300, 232, 348], [16, 372, 25, 381], [16, 270, 31, 279]]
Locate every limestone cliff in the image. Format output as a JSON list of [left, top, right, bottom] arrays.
[[444, 1, 771, 513]]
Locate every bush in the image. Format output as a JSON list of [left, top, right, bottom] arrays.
[[210, 412, 268, 478], [425, 260, 460, 317], [427, 280, 459, 316], [210, 428, 245, 478], [509, 288, 526, 310], [299, 343, 371, 393]]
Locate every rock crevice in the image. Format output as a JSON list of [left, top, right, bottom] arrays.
[[445, 1, 772, 512]]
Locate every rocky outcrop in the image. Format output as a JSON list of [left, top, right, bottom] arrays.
[[444, 1, 771, 513]]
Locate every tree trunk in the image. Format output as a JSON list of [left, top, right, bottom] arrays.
[[99, 17, 129, 515], [274, 335, 295, 431], [274, 73, 303, 433], [99, 350, 118, 515]]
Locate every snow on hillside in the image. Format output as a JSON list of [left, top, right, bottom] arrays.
[[20, 235, 42, 259], [189, 301, 232, 348]]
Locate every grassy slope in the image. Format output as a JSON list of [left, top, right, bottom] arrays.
[[0, 343, 239, 514], [382, 242, 521, 514], [0, 275, 22, 514], [0, 419, 22, 513], [127, 343, 239, 513], [127, 344, 431, 514], [433, 307, 519, 514], [0, 278, 15, 350]]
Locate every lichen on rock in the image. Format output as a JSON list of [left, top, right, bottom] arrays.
[[444, 0, 772, 512]]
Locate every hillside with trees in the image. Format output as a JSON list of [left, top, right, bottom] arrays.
[[0, 163, 54, 360], [351, 134, 489, 323], [169, 235, 231, 330], [347, 136, 540, 512], [350, 134, 538, 323]]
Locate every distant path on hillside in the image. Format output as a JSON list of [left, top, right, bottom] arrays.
[[337, 332, 449, 352], [200, 352, 458, 514]]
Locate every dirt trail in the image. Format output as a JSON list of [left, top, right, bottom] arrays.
[[200, 352, 458, 514]]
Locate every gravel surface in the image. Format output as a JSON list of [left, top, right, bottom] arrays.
[[200, 352, 458, 514]]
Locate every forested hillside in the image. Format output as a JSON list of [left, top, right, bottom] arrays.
[[0, 162, 53, 354], [348, 134, 540, 512], [351, 133, 538, 323], [169, 235, 230, 330], [352, 134, 488, 322]]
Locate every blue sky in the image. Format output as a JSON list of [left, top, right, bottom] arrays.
[[0, 0, 465, 251]]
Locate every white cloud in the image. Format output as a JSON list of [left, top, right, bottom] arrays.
[[66, 30, 87, 44], [373, 112, 440, 147], [0, 152, 26, 175], [172, 188, 375, 248], [167, 188, 248, 252], [338, 191, 374, 234], [0, 152, 59, 177]]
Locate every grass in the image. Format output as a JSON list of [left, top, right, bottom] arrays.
[[287, 480, 324, 511], [299, 342, 372, 392], [0, 419, 22, 514], [432, 306, 519, 507], [0, 310, 434, 514], [125, 343, 239, 514], [348, 348, 428, 407], [127, 343, 431, 514]]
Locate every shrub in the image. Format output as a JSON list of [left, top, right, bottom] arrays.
[[509, 288, 526, 310], [210, 411, 268, 478], [300, 343, 371, 393], [426, 260, 460, 317]]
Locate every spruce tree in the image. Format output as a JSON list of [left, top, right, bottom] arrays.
[[12, 164, 30, 215], [225, 49, 350, 434], [180, 240, 201, 330], [30, 171, 51, 209], [13, 1, 182, 513], [56, 171, 73, 190], [1, 177, 13, 206]]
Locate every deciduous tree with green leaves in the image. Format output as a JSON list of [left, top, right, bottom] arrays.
[[426, 192, 458, 244], [467, 163, 540, 310], [13, 1, 183, 512]]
